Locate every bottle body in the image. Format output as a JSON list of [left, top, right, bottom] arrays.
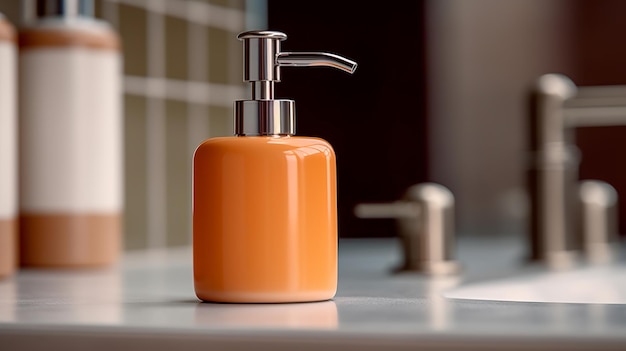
[[0, 15, 17, 278], [18, 18, 122, 267], [193, 136, 337, 303]]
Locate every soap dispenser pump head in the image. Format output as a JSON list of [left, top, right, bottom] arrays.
[[23, 0, 95, 23], [235, 30, 357, 136]]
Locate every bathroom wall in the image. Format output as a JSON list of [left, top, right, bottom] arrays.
[[267, 0, 578, 238], [267, 1, 430, 238], [426, 0, 576, 237], [0, 0, 265, 250], [94, 0, 257, 250], [428, 0, 626, 238], [570, 0, 626, 237]]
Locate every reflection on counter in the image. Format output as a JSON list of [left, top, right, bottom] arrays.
[[6, 268, 122, 324], [444, 262, 626, 305], [194, 300, 338, 329], [0, 279, 15, 322]]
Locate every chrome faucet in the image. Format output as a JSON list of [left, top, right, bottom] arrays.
[[528, 74, 623, 269]]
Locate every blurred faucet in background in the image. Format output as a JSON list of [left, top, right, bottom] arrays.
[[354, 183, 460, 276], [528, 73, 625, 269]]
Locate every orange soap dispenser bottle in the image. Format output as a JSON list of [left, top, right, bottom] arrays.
[[193, 30, 356, 303]]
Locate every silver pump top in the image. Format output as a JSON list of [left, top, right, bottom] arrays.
[[23, 0, 94, 23], [235, 30, 357, 136]]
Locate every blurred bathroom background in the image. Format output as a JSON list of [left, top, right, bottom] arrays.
[[2, 0, 626, 250]]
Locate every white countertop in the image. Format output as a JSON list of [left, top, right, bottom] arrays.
[[1, 236, 626, 351]]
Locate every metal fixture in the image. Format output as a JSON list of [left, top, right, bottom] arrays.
[[354, 183, 460, 276], [528, 73, 626, 268], [22, 0, 95, 22], [235, 30, 357, 136], [579, 180, 620, 264]]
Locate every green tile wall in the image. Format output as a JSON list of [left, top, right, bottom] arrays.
[[123, 95, 148, 250], [165, 100, 191, 247], [119, 4, 147, 77]]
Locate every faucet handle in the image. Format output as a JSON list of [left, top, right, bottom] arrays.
[[354, 201, 420, 219], [355, 183, 460, 276], [579, 180, 621, 264]]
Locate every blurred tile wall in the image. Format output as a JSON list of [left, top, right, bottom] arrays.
[[101, 0, 266, 250], [0, 0, 266, 250]]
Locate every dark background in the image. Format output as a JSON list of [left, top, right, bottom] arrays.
[[268, 0, 626, 238], [571, 1, 626, 237], [268, 1, 429, 238]]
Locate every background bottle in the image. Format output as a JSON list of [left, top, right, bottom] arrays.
[[0, 12, 17, 278], [193, 31, 356, 303], [18, 0, 122, 267]]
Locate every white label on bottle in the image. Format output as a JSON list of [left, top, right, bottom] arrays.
[[0, 42, 16, 219], [19, 47, 122, 213]]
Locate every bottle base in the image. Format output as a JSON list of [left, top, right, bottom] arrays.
[[0, 218, 17, 278], [19, 213, 121, 268], [195, 289, 336, 304]]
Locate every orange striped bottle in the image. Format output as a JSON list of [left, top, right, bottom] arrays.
[[0, 13, 17, 278], [18, 0, 122, 267]]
